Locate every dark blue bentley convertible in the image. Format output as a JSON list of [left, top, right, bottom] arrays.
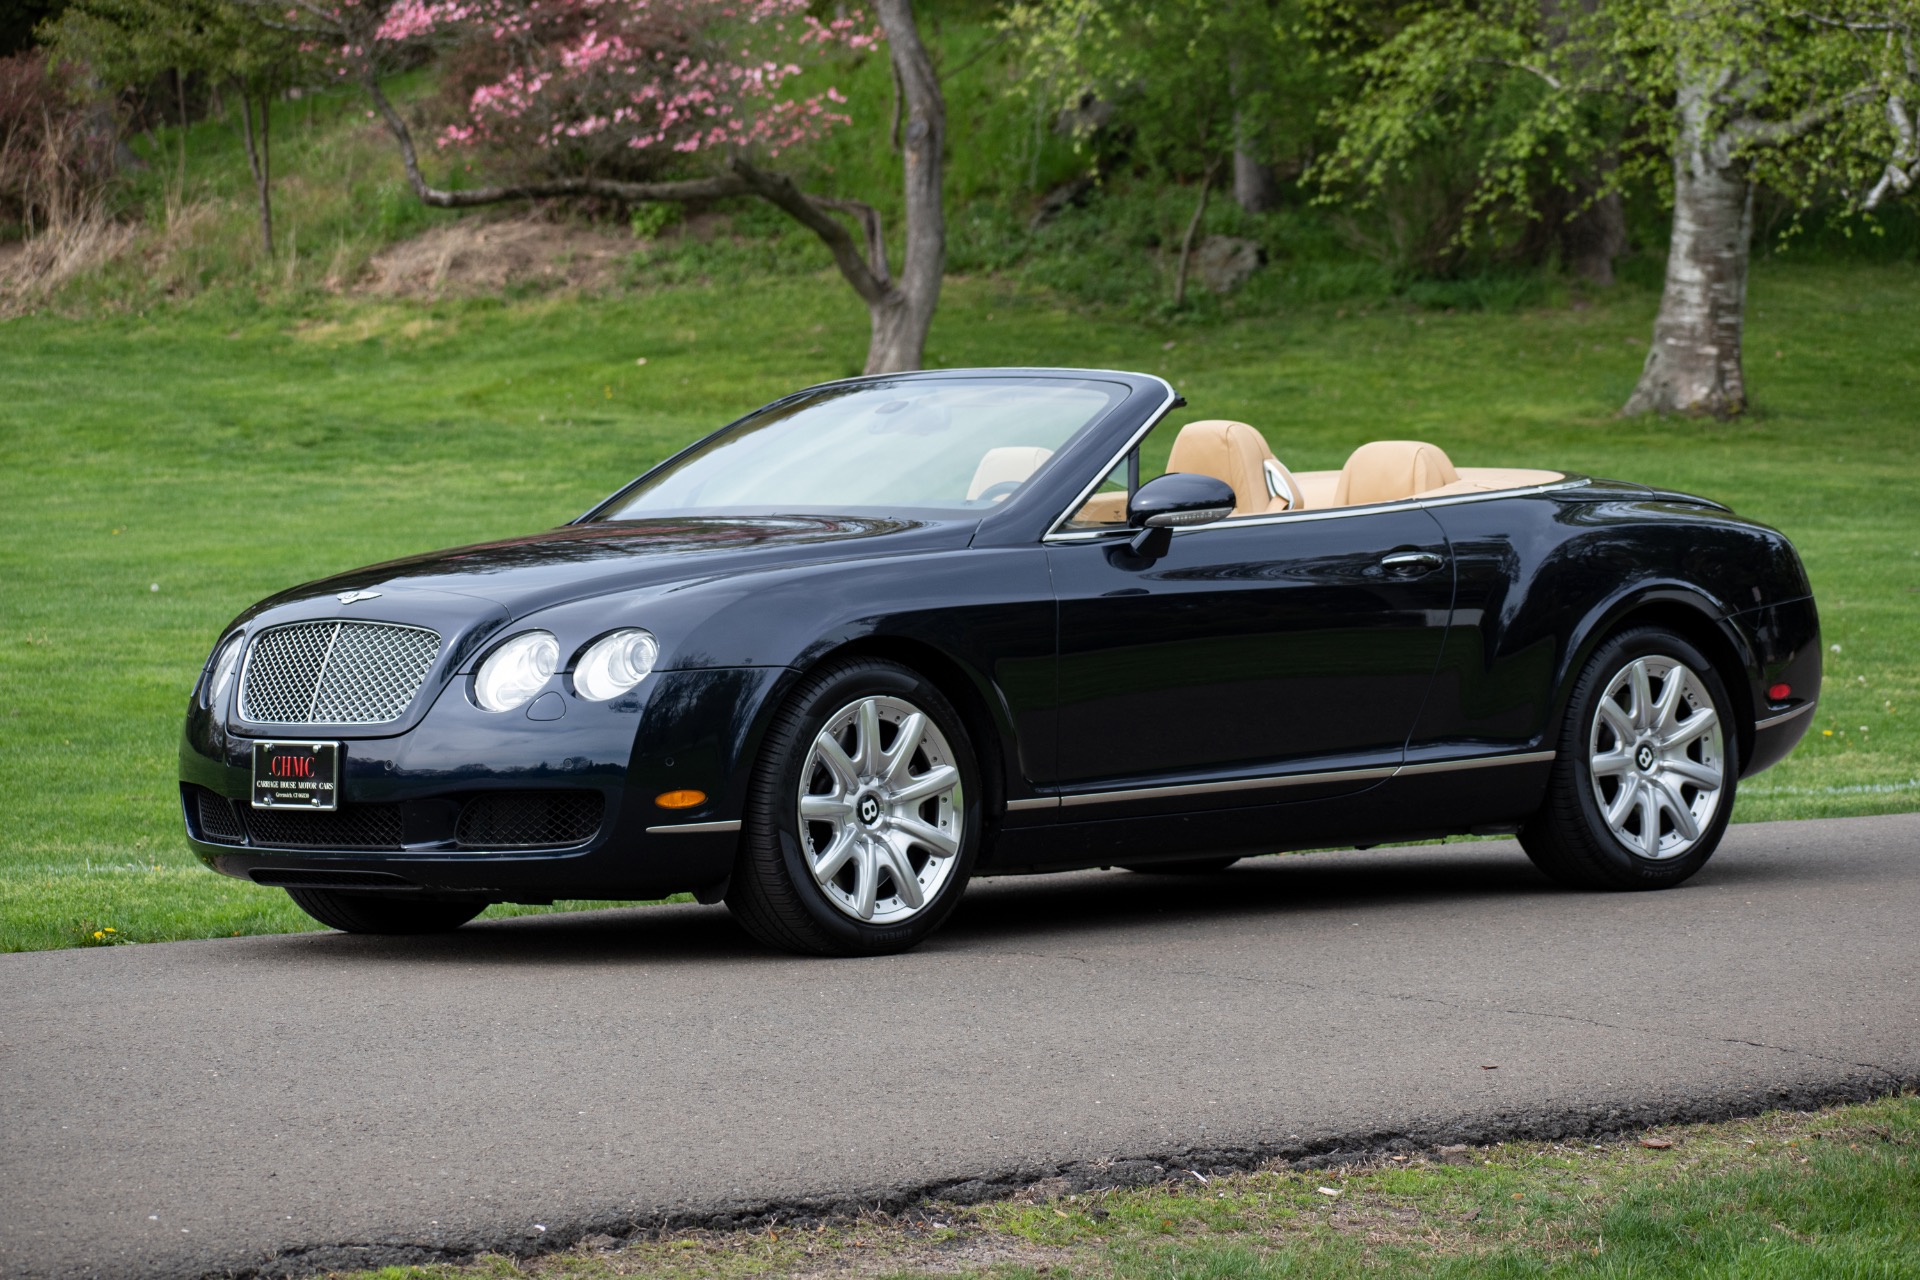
[[182, 369, 1820, 954]]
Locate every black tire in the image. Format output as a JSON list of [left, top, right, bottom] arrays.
[[726, 658, 983, 956], [1521, 626, 1739, 890], [285, 888, 486, 934], [1122, 857, 1241, 874]]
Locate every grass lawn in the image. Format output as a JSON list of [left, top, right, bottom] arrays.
[[2, 259, 1916, 952], [335, 1094, 1920, 1279]]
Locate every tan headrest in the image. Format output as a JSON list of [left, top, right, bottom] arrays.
[[1333, 440, 1459, 507], [966, 446, 1054, 501], [1167, 420, 1295, 517]]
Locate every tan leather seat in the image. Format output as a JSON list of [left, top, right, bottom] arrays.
[[1333, 440, 1459, 507], [966, 446, 1054, 501], [1166, 420, 1303, 517]]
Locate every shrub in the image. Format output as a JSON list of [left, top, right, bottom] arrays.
[[0, 49, 115, 236]]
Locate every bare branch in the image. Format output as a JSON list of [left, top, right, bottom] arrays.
[[727, 157, 893, 306], [1788, 9, 1904, 32], [1472, 57, 1566, 91], [1728, 84, 1877, 145], [1864, 93, 1917, 207], [811, 195, 891, 284]]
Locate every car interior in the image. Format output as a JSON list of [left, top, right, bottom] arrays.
[[1051, 420, 1564, 527]]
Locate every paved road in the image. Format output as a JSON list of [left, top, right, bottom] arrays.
[[3, 814, 1917, 1280]]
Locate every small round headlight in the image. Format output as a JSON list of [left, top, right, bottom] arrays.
[[474, 630, 559, 712], [574, 629, 659, 702], [202, 633, 245, 711]]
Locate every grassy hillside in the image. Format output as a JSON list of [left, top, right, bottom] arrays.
[[1, 252, 1916, 952]]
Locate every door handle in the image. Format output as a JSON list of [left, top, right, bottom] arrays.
[[1381, 551, 1444, 574]]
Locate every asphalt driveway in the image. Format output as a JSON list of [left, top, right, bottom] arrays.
[[3, 813, 1916, 1279]]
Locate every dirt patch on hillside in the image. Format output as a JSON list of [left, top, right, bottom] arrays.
[[359, 216, 635, 297]]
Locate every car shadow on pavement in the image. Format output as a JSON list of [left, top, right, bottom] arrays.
[[255, 831, 1835, 967]]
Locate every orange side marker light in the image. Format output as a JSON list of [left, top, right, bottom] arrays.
[[655, 789, 707, 810]]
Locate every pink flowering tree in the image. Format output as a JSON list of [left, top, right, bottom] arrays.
[[275, 0, 944, 373]]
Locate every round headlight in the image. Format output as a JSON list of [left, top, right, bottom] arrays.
[[574, 629, 659, 702], [473, 630, 559, 712], [202, 633, 245, 710]]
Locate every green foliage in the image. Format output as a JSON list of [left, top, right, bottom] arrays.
[[1313, 0, 1920, 235], [1002, 0, 1333, 182], [44, 0, 309, 96]]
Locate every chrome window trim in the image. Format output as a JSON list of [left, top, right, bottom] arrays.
[[1755, 700, 1817, 731], [1042, 378, 1183, 541], [1010, 749, 1557, 811], [1043, 473, 1590, 545]]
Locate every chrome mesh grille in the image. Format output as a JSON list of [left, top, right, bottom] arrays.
[[239, 621, 440, 725]]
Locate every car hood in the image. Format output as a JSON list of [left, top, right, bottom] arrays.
[[250, 514, 978, 622]]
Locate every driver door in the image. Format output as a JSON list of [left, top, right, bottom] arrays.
[[1046, 504, 1455, 809]]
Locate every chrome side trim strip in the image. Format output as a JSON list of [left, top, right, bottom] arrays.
[[1005, 796, 1061, 812], [1038, 749, 1558, 810], [1396, 750, 1558, 776], [645, 819, 742, 835], [1755, 700, 1817, 731], [1058, 765, 1400, 808]]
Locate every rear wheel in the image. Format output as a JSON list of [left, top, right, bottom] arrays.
[[285, 888, 486, 934], [727, 658, 981, 956], [1521, 626, 1737, 890]]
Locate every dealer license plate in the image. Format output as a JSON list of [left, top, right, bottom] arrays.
[[251, 740, 340, 811]]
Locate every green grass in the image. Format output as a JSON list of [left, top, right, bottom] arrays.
[[2, 258, 1917, 953], [330, 1094, 1920, 1279]]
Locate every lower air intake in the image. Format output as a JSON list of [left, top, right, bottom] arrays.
[[192, 788, 247, 844], [245, 803, 404, 850], [456, 791, 605, 849]]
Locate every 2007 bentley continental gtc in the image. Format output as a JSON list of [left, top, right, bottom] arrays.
[[182, 369, 1820, 954]]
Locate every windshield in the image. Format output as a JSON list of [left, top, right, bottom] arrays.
[[596, 377, 1128, 518]]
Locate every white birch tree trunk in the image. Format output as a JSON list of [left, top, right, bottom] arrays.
[[1624, 70, 1752, 416]]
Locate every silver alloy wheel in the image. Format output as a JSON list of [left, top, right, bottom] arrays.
[[797, 695, 964, 924], [1587, 654, 1725, 860]]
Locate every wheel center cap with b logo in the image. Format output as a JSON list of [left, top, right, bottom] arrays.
[[1635, 744, 1656, 772], [858, 795, 882, 825]]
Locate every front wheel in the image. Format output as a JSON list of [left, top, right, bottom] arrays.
[[285, 888, 486, 934], [726, 658, 982, 956], [1521, 626, 1737, 890]]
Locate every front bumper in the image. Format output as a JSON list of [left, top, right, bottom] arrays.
[[179, 666, 788, 900]]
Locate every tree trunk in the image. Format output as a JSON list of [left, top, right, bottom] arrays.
[[1173, 158, 1221, 308], [1624, 74, 1751, 417], [236, 84, 274, 257], [1232, 143, 1279, 214], [868, 0, 944, 374], [1228, 36, 1278, 214], [1561, 186, 1625, 286]]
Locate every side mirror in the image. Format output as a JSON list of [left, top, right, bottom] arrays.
[[1124, 472, 1236, 559]]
